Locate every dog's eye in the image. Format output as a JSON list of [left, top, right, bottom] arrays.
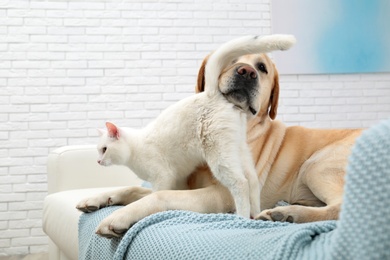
[[257, 63, 268, 74], [102, 147, 107, 154]]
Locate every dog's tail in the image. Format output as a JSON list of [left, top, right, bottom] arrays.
[[205, 34, 296, 95]]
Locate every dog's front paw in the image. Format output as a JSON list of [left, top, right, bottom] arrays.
[[95, 207, 135, 238], [255, 208, 295, 223], [76, 195, 114, 213]]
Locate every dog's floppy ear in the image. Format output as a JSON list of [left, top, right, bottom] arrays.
[[268, 64, 280, 120], [195, 54, 210, 93]]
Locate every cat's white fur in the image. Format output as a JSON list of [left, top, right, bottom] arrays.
[[97, 34, 296, 218]]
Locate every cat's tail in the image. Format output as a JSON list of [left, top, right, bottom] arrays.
[[205, 34, 296, 95]]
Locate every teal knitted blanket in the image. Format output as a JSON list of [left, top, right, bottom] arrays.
[[79, 118, 390, 260]]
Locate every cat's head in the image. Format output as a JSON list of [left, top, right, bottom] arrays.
[[97, 122, 130, 167]]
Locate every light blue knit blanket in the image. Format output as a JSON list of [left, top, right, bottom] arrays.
[[79, 118, 390, 260]]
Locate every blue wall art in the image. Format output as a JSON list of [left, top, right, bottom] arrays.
[[271, 0, 390, 74]]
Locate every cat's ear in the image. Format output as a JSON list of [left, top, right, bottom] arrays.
[[105, 122, 120, 139], [97, 129, 105, 136]]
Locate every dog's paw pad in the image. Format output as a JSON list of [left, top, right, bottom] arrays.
[[269, 211, 295, 223], [86, 206, 99, 212], [107, 225, 128, 237], [286, 216, 294, 223], [76, 207, 88, 213], [76, 203, 99, 213], [270, 211, 285, 221], [112, 228, 127, 236], [96, 229, 117, 239]]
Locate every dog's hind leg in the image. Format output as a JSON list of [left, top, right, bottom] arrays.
[[256, 171, 342, 223], [256, 172, 344, 223], [257, 144, 348, 223], [284, 144, 348, 222]]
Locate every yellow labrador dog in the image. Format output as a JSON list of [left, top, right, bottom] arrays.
[[78, 51, 362, 238], [197, 53, 362, 223]]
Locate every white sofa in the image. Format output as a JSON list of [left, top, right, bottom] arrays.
[[42, 145, 142, 260], [43, 120, 390, 259]]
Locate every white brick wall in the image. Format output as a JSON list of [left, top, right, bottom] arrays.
[[278, 73, 390, 127], [0, 0, 389, 256]]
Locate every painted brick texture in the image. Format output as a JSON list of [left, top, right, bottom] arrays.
[[0, 0, 390, 256]]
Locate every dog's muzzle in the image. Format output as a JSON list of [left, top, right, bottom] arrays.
[[223, 65, 259, 115]]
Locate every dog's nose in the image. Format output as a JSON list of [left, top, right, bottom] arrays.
[[237, 65, 257, 79], [97, 160, 101, 164]]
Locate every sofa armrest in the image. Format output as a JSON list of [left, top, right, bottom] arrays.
[[47, 145, 143, 194]]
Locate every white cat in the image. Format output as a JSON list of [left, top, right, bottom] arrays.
[[96, 34, 295, 218]]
